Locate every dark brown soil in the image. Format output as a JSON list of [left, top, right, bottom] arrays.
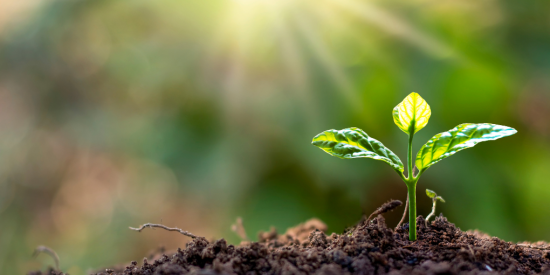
[[29, 215, 550, 275]]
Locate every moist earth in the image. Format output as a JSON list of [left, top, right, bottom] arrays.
[[30, 215, 550, 275]]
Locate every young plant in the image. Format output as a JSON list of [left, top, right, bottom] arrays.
[[312, 92, 517, 241], [425, 189, 445, 226]]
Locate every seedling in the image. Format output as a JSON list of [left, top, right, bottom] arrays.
[[312, 92, 516, 241], [425, 189, 445, 226]]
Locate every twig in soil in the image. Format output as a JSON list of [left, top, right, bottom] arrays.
[[32, 245, 60, 270], [396, 193, 409, 230], [366, 200, 402, 222], [231, 217, 249, 241], [129, 223, 198, 239]]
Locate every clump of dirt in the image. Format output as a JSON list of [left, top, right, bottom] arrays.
[[30, 215, 550, 275], [258, 218, 327, 245]]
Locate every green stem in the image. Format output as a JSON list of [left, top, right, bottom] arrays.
[[425, 198, 436, 225], [407, 132, 417, 241], [407, 181, 417, 241], [407, 133, 414, 179]]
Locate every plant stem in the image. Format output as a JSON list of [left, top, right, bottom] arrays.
[[408, 133, 414, 179], [406, 180, 417, 241], [407, 132, 417, 241], [425, 198, 436, 226]]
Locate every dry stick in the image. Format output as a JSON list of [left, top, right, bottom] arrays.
[[366, 200, 403, 222], [231, 217, 249, 241], [395, 193, 409, 230], [129, 223, 198, 239], [33, 245, 60, 270]]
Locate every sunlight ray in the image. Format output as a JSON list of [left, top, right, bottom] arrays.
[[265, 4, 320, 129], [310, 2, 417, 94], [205, 2, 254, 129], [307, 1, 396, 69], [291, 8, 363, 113], [328, 0, 457, 60]]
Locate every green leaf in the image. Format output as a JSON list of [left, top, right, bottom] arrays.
[[426, 189, 436, 198], [416, 123, 517, 172], [393, 93, 431, 135], [312, 127, 404, 173], [436, 196, 446, 203]]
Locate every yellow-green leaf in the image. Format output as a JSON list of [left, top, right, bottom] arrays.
[[393, 93, 431, 135], [426, 189, 436, 199], [416, 123, 517, 172], [312, 127, 404, 173]]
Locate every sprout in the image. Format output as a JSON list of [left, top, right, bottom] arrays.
[[425, 189, 445, 226], [312, 92, 517, 241]]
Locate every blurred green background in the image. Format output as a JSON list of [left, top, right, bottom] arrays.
[[0, 0, 549, 274]]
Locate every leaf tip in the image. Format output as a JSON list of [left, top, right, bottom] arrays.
[[426, 189, 436, 198]]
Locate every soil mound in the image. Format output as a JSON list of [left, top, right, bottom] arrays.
[[30, 215, 550, 275]]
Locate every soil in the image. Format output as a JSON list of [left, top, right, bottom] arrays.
[[29, 215, 550, 275]]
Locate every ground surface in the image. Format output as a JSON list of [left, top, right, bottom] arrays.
[[30, 215, 550, 275]]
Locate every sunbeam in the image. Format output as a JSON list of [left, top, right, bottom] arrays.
[[265, 3, 319, 129], [327, 0, 456, 59], [201, 0, 465, 129], [291, 9, 363, 113]]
